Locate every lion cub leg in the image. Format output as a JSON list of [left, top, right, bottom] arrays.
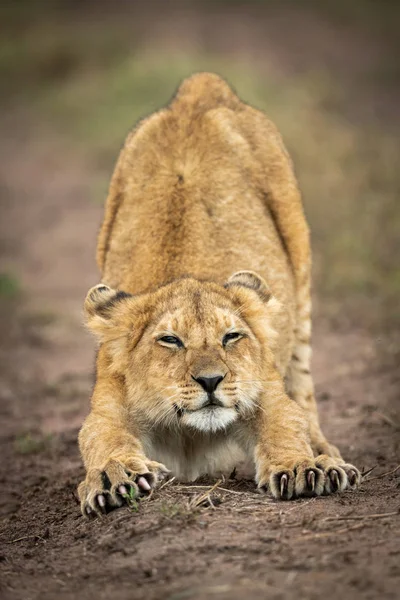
[[285, 331, 361, 490], [254, 377, 326, 500], [285, 342, 340, 457], [78, 372, 169, 517]]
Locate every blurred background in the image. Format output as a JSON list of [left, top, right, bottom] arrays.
[[0, 0, 399, 399]]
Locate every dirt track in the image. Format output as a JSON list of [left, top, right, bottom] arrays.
[[0, 119, 399, 600]]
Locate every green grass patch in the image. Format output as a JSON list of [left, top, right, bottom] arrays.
[[0, 273, 20, 298], [14, 432, 53, 455], [159, 501, 193, 520], [121, 485, 139, 512]]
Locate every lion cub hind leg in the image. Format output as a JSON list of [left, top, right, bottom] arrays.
[[78, 457, 169, 518]]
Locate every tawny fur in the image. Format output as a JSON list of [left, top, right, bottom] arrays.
[[78, 73, 360, 516]]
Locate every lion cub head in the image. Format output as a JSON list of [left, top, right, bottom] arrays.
[[84, 273, 279, 433]]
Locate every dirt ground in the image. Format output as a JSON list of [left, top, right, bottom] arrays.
[[0, 3, 400, 599]]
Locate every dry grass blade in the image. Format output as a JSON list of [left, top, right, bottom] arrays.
[[322, 510, 399, 522], [374, 411, 400, 430], [9, 534, 44, 544], [207, 495, 216, 509], [233, 506, 277, 514], [159, 476, 176, 491], [361, 465, 377, 478], [176, 484, 218, 491], [188, 479, 222, 510], [234, 502, 276, 510], [177, 484, 248, 496], [293, 522, 365, 542], [364, 465, 400, 482], [292, 511, 399, 542], [216, 486, 249, 496], [141, 489, 154, 502]]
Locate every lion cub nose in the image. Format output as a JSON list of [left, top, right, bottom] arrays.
[[193, 375, 224, 394]]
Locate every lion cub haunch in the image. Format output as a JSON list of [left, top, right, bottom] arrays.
[[77, 73, 361, 517]]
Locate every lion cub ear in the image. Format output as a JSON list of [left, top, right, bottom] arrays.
[[225, 271, 280, 352], [84, 284, 133, 339], [225, 271, 271, 303]]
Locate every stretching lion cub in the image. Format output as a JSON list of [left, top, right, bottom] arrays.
[[78, 73, 360, 516]]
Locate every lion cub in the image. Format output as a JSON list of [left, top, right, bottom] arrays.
[[78, 73, 360, 516]]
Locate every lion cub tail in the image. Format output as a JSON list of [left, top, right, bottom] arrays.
[[171, 72, 241, 114]]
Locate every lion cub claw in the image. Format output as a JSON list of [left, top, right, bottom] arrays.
[[78, 457, 169, 517], [257, 459, 326, 500], [315, 455, 361, 494], [257, 452, 362, 500]]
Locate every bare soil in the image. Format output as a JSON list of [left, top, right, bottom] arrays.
[[0, 4, 399, 599]]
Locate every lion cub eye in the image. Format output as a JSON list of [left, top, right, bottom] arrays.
[[157, 335, 184, 348], [222, 332, 243, 347]]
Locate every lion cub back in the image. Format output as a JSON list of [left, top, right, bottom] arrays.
[[97, 74, 309, 342]]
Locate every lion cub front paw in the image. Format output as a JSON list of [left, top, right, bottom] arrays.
[[256, 454, 361, 500], [257, 459, 325, 500], [78, 457, 169, 517], [314, 455, 361, 494]]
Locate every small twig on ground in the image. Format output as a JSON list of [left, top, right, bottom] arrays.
[[322, 510, 399, 522], [361, 465, 377, 478], [158, 476, 176, 491], [215, 486, 248, 496], [293, 522, 365, 542], [177, 484, 225, 491], [290, 510, 399, 542], [141, 489, 154, 502], [232, 504, 277, 513], [281, 499, 315, 513], [364, 464, 400, 482], [176, 484, 249, 496], [9, 534, 44, 544], [207, 495, 216, 509], [234, 502, 276, 510], [374, 411, 400, 430]]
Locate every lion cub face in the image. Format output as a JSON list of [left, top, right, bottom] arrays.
[[85, 273, 277, 433]]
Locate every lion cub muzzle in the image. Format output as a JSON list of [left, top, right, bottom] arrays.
[[191, 374, 226, 408]]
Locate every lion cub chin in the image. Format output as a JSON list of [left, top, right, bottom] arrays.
[[181, 405, 238, 433]]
